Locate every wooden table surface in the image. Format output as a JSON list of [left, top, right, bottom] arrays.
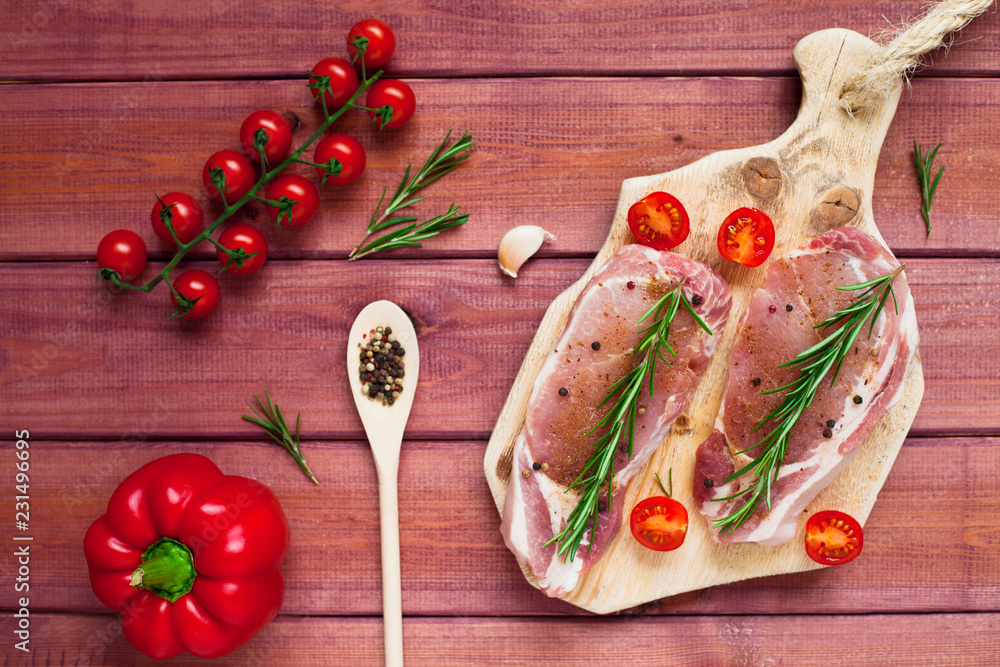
[[2, 1, 999, 665]]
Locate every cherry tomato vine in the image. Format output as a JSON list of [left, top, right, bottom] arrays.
[[96, 20, 412, 319]]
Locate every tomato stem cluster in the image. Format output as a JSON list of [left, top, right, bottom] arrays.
[[101, 69, 384, 313]]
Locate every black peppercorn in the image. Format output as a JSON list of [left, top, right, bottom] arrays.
[[591, 341, 601, 351], [822, 428, 833, 438], [384, 327, 392, 335], [786, 304, 793, 312], [704, 478, 715, 488], [532, 462, 541, 471], [391, 341, 400, 349], [691, 295, 702, 306], [558, 387, 568, 397], [853, 395, 863, 404], [598, 500, 607, 512], [752, 377, 761, 387], [398, 348, 405, 357], [826, 419, 836, 428]]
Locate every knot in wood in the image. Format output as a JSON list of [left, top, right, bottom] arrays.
[[810, 186, 861, 232], [672, 413, 692, 433], [741, 157, 783, 201]]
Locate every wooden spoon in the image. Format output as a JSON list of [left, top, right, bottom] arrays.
[[347, 300, 419, 667]]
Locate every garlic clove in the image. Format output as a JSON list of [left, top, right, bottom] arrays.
[[497, 225, 556, 278]]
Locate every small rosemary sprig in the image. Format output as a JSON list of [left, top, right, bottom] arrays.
[[713, 265, 905, 534], [350, 203, 469, 261], [349, 130, 475, 258], [243, 390, 319, 484], [914, 140, 944, 238], [547, 280, 711, 562]]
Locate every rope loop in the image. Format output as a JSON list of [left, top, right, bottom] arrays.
[[840, 0, 996, 114]]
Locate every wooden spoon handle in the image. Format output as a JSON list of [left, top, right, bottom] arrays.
[[375, 455, 403, 667]]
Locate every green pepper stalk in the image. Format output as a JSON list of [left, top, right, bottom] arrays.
[[130, 537, 197, 603]]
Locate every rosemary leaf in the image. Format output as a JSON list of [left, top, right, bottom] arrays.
[[914, 140, 944, 238], [353, 131, 476, 252], [350, 204, 469, 260], [243, 390, 319, 484]]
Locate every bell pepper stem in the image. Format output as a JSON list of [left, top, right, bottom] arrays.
[[131, 537, 197, 603]]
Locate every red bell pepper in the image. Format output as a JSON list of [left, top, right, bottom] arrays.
[[84, 453, 290, 660]]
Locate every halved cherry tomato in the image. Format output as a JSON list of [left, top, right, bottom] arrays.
[[627, 191, 690, 250], [804, 510, 863, 566], [717, 207, 775, 267], [629, 496, 688, 552]]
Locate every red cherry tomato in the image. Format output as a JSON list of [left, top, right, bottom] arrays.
[[627, 191, 690, 250], [629, 496, 688, 552], [171, 269, 220, 319], [347, 18, 396, 68], [366, 79, 415, 129], [804, 510, 864, 566], [203, 150, 256, 205], [217, 224, 268, 275], [151, 192, 204, 246], [313, 133, 366, 185], [240, 110, 293, 165], [97, 230, 147, 280], [265, 174, 319, 227], [717, 207, 775, 268], [309, 58, 360, 109]]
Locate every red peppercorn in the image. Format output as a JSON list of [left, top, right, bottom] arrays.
[[768, 305, 777, 313], [626, 281, 636, 290]]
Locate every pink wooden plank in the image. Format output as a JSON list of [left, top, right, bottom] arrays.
[[21, 613, 1000, 666], [3, 1, 999, 81], [6, 437, 997, 616], [1, 259, 998, 440], [0, 78, 997, 260]]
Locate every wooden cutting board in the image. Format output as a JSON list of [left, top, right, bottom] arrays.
[[483, 28, 925, 614]]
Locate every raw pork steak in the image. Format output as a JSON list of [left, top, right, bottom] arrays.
[[694, 227, 917, 545], [501, 244, 731, 597]]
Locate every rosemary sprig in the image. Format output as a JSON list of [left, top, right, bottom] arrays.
[[243, 390, 319, 484], [349, 130, 475, 257], [712, 265, 905, 534], [349, 203, 469, 261], [547, 280, 712, 562], [914, 140, 944, 238]]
